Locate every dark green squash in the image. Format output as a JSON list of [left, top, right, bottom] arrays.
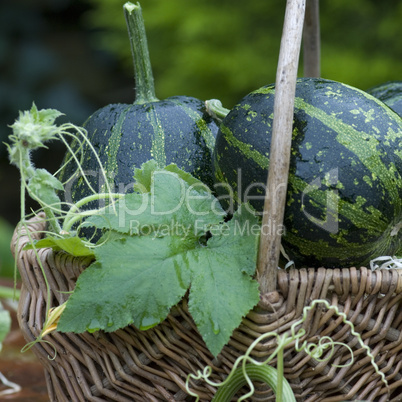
[[213, 77, 402, 268], [59, 2, 219, 208], [366, 81, 402, 117]]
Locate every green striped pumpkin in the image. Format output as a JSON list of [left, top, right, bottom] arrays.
[[367, 80, 402, 117], [213, 78, 402, 268], [59, 3, 218, 208]]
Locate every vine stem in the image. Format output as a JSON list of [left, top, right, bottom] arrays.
[[211, 364, 295, 402], [124, 2, 158, 104], [276, 347, 285, 401], [17, 145, 62, 235], [257, 0, 306, 294], [62, 192, 124, 232], [41, 206, 62, 235], [187, 299, 389, 401]]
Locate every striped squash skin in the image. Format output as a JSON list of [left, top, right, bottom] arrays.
[[367, 81, 402, 117], [59, 95, 218, 206], [213, 78, 402, 268]]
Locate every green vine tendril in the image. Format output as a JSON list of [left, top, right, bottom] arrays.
[[186, 299, 389, 401], [6, 103, 126, 354]]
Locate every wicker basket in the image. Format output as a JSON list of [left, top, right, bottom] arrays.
[[11, 0, 402, 401], [12, 215, 402, 402]]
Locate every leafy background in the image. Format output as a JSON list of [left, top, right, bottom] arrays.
[[85, 0, 402, 107], [0, 0, 401, 278]]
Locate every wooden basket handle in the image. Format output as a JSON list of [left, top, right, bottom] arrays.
[[257, 0, 307, 294], [303, 0, 320, 77]]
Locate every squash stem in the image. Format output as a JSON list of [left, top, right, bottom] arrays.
[[124, 2, 158, 104], [211, 363, 296, 401], [205, 99, 230, 124]]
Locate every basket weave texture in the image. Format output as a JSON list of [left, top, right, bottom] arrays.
[[12, 215, 402, 401]]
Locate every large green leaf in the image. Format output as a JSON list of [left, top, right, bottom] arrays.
[[188, 205, 260, 356], [87, 163, 224, 236], [58, 164, 260, 356], [57, 233, 194, 333]]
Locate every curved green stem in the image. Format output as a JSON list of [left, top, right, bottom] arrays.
[[124, 2, 158, 104], [21, 177, 62, 235], [276, 347, 284, 401], [205, 99, 230, 123], [63, 193, 124, 232], [41, 206, 62, 234], [212, 364, 295, 402]]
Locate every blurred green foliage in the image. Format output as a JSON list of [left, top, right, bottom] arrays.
[[0, 217, 15, 279], [84, 0, 402, 107]]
